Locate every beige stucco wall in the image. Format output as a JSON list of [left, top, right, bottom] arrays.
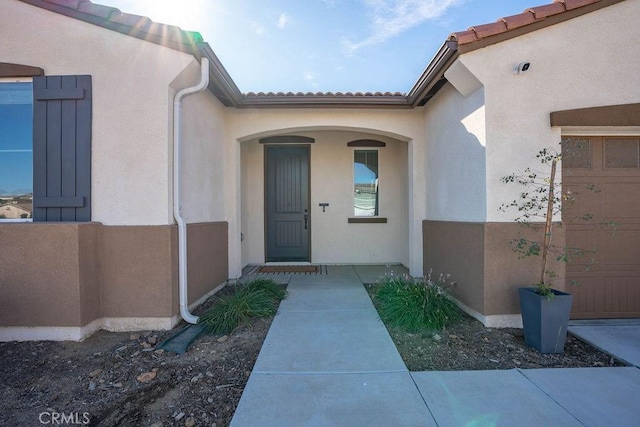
[[1, 0, 194, 226], [422, 83, 486, 222], [228, 109, 423, 276], [173, 61, 229, 224], [455, 0, 640, 222], [240, 130, 409, 267]]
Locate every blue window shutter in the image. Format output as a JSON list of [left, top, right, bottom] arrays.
[[33, 75, 92, 222]]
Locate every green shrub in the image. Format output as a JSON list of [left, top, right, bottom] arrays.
[[199, 278, 286, 334], [242, 277, 287, 302], [374, 273, 461, 332]]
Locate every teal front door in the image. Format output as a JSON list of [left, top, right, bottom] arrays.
[[265, 145, 310, 262]]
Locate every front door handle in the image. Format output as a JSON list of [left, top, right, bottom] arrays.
[[304, 210, 308, 230]]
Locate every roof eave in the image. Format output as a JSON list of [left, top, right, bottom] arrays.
[[407, 40, 459, 107], [454, 0, 627, 54], [197, 44, 244, 107], [238, 95, 412, 109]]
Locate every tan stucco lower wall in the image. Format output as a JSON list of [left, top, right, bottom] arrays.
[[423, 220, 566, 320], [0, 223, 101, 327], [0, 222, 228, 329]]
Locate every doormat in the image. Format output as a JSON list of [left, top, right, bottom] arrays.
[[255, 265, 324, 275]]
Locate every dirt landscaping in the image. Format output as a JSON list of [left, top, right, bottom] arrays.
[[0, 283, 624, 427]]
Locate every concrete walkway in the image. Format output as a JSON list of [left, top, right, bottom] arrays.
[[231, 265, 640, 426]]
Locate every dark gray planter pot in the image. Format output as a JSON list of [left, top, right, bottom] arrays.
[[518, 287, 573, 354]]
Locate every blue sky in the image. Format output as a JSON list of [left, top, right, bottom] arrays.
[[103, 0, 540, 93], [94, 0, 559, 92]]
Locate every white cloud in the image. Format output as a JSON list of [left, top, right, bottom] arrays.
[[303, 71, 321, 90], [343, 0, 462, 54], [251, 21, 265, 35], [277, 13, 290, 29], [303, 71, 318, 81]]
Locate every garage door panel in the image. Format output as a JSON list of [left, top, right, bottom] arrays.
[[570, 277, 603, 318], [565, 227, 598, 272], [564, 183, 603, 220], [603, 183, 640, 217], [604, 276, 640, 314], [563, 136, 640, 319], [602, 230, 640, 266]]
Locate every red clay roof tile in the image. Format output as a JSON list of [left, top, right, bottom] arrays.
[[109, 12, 152, 30], [449, 30, 479, 44], [527, 3, 567, 19], [469, 21, 508, 39], [45, 0, 85, 8], [450, 0, 605, 46], [500, 11, 539, 30], [558, 0, 601, 10], [77, 2, 118, 19]]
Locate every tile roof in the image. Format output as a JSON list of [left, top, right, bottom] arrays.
[[245, 91, 405, 98], [19, 0, 203, 52], [449, 0, 609, 49]]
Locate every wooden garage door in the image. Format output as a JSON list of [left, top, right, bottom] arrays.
[[563, 136, 640, 319]]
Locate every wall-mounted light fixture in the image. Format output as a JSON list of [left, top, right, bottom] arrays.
[[513, 62, 531, 75]]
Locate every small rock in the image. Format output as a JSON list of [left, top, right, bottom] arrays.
[[141, 342, 152, 349], [448, 334, 458, 339], [512, 359, 522, 366], [191, 374, 203, 383], [89, 369, 102, 378], [113, 382, 123, 388], [88, 381, 96, 391], [433, 333, 442, 341], [174, 412, 185, 421], [216, 335, 229, 343], [137, 372, 157, 383], [207, 397, 214, 403], [205, 371, 214, 378], [132, 351, 140, 357], [152, 367, 160, 373], [148, 335, 158, 345], [185, 417, 196, 427], [150, 422, 163, 427], [154, 349, 165, 355], [129, 334, 140, 340]]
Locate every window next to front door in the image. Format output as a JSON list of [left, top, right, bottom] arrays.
[[0, 79, 33, 221], [353, 149, 379, 216]]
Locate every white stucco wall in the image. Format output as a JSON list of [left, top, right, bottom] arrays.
[[456, 0, 640, 222], [175, 61, 228, 224], [422, 83, 487, 222], [2, 0, 195, 225]]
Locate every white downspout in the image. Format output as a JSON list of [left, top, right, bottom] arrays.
[[173, 58, 210, 324]]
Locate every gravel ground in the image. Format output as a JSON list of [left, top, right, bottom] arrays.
[[0, 282, 624, 427]]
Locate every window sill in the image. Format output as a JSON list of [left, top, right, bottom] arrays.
[[348, 217, 387, 224]]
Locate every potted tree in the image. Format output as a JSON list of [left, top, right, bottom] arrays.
[[500, 145, 577, 354]]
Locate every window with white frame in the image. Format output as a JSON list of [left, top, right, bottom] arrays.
[[0, 79, 33, 221], [353, 150, 379, 216]]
